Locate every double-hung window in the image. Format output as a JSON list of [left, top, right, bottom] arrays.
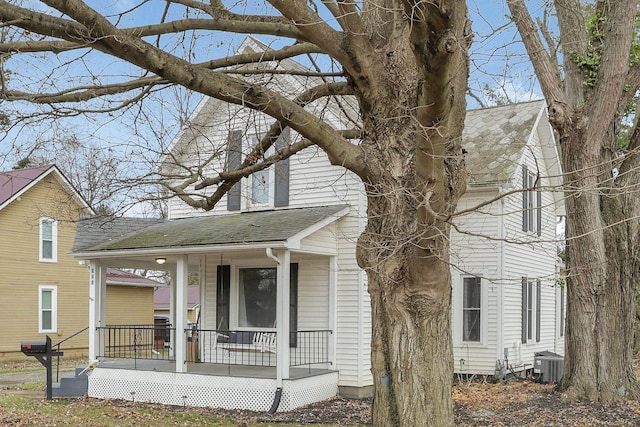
[[522, 165, 542, 236], [521, 278, 541, 343], [39, 285, 57, 333], [248, 135, 275, 208], [462, 277, 482, 342], [39, 217, 58, 262]]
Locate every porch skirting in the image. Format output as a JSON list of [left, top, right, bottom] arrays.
[[87, 368, 339, 412]]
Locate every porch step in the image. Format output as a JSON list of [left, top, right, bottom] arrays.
[[51, 365, 88, 398]]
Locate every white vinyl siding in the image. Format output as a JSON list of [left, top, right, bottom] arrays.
[[39, 217, 58, 262], [39, 285, 57, 333]]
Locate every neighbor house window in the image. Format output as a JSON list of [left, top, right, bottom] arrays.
[[522, 165, 541, 236], [522, 278, 541, 343], [462, 277, 482, 342], [39, 285, 57, 333], [39, 217, 58, 262]]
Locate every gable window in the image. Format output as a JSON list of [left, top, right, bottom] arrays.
[[225, 128, 290, 212], [39, 285, 57, 333], [522, 278, 541, 343], [462, 277, 482, 342], [522, 165, 542, 236], [248, 135, 274, 207], [39, 218, 58, 262]]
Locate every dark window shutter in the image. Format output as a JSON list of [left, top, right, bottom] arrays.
[[536, 178, 542, 236], [521, 277, 527, 344], [536, 279, 542, 342], [522, 165, 529, 232], [216, 265, 231, 332], [226, 130, 243, 211], [289, 262, 298, 347], [274, 127, 290, 207]]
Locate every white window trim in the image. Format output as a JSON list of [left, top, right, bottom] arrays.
[[243, 134, 275, 210], [453, 275, 488, 346], [39, 217, 58, 263], [522, 278, 541, 344], [38, 285, 58, 333], [229, 261, 278, 332]]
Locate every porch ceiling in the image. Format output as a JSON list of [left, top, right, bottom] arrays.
[[72, 205, 349, 257]]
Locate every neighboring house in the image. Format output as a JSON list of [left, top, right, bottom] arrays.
[[0, 164, 93, 359], [155, 285, 199, 324], [70, 38, 564, 412], [106, 267, 160, 325], [0, 164, 161, 360]]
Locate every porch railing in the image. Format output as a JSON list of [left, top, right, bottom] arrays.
[[190, 329, 332, 368], [95, 325, 332, 370], [97, 325, 174, 361]]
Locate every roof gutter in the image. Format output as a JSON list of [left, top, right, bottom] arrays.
[[71, 241, 288, 260]]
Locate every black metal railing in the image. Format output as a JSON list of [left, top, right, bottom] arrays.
[[192, 329, 332, 368], [97, 325, 174, 361], [52, 326, 89, 381], [95, 325, 332, 371]]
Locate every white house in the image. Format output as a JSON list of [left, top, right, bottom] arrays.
[[70, 39, 564, 412]]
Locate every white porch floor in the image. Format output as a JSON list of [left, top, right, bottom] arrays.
[[88, 360, 339, 412]]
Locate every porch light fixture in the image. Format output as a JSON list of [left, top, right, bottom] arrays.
[[155, 257, 167, 265]]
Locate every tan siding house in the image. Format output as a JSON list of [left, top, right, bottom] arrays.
[[0, 165, 92, 359]]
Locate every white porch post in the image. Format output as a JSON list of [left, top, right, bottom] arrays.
[[169, 266, 177, 359], [88, 261, 106, 361], [276, 249, 291, 384], [175, 255, 189, 373], [329, 256, 337, 367]]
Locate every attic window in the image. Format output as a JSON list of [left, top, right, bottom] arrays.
[[522, 165, 541, 236]]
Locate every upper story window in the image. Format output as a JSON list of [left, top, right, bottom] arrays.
[[225, 128, 290, 212], [522, 165, 541, 236], [39, 217, 58, 263]]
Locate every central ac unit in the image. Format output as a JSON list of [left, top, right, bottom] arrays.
[[534, 351, 564, 383]]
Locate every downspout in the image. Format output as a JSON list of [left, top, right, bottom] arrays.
[[265, 247, 283, 414]]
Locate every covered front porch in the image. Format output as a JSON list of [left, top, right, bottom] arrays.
[[72, 206, 348, 412]]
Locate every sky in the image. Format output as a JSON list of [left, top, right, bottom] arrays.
[[0, 0, 549, 214]]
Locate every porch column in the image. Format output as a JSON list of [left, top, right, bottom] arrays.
[[88, 260, 106, 361], [276, 249, 291, 383], [169, 266, 177, 360], [329, 256, 337, 367], [175, 255, 189, 373]]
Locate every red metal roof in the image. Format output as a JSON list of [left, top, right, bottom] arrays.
[[154, 285, 199, 310], [0, 164, 54, 207]]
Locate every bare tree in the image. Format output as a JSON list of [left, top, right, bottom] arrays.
[[508, 0, 640, 401], [0, 1, 472, 425]]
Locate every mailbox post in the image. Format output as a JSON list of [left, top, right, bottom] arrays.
[[20, 336, 64, 400]]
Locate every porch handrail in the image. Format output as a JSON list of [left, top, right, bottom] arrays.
[[96, 324, 175, 363], [51, 326, 89, 381]]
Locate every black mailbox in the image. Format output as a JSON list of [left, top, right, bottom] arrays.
[[21, 341, 48, 354]]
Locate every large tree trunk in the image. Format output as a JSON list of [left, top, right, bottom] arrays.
[[347, 4, 468, 425], [558, 110, 640, 401]]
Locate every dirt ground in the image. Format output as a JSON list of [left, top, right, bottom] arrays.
[[3, 362, 640, 425]]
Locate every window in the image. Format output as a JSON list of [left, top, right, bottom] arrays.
[[522, 165, 542, 236], [521, 278, 541, 343], [248, 135, 274, 206], [39, 218, 58, 262], [225, 128, 290, 212], [238, 267, 277, 328], [218, 264, 298, 332], [462, 277, 482, 342], [39, 285, 57, 333]]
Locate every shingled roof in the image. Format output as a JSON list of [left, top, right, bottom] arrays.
[[462, 100, 546, 185], [72, 205, 348, 254]]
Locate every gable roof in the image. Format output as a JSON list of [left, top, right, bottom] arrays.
[[0, 164, 93, 213], [72, 204, 349, 255], [462, 100, 547, 186], [106, 267, 162, 288]]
